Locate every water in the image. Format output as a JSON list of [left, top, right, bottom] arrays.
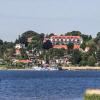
[[0, 70, 100, 100]]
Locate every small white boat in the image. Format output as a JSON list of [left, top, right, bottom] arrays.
[[32, 66, 48, 71], [32, 66, 59, 71], [48, 67, 59, 71]]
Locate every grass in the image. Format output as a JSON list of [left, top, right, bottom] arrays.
[[84, 94, 100, 100]]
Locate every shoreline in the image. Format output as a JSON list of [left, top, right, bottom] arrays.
[[0, 66, 100, 71], [62, 66, 100, 70]]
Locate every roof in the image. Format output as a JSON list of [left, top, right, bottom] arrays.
[[50, 36, 80, 39], [18, 60, 32, 63]]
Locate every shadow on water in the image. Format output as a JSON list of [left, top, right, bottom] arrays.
[[0, 70, 100, 79]]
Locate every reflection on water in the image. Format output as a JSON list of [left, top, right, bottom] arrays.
[[0, 70, 100, 100]]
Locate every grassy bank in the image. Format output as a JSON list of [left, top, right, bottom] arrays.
[[85, 94, 100, 100], [85, 89, 100, 100]]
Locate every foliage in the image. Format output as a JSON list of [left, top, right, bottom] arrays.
[[96, 50, 100, 65], [72, 49, 82, 64], [79, 61, 87, 66], [48, 33, 55, 37], [21, 49, 28, 59], [43, 40, 53, 50], [80, 41, 86, 50], [94, 32, 100, 50], [81, 34, 92, 42], [85, 94, 100, 100], [88, 56, 96, 66], [1, 30, 100, 67], [67, 42, 74, 54], [65, 31, 81, 36], [18, 30, 40, 46], [86, 40, 96, 53], [0, 40, 14, 59], [48, 48, 66, 59]]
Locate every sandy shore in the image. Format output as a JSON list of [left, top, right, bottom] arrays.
[[0, 66, 100, 71], [0, 67, 33, 71], [62, 66, 100, 70], [85, 89, 100, 95]]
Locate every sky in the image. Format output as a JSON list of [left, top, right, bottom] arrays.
[[0, 0, 99, 41]]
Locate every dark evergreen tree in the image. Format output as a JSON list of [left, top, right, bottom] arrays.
[[43, 40, 53, 50]]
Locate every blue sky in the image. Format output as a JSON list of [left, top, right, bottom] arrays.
[[0, 0, 99, 41]]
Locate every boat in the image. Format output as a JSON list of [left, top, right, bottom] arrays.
[[48, 67, 59, 71], [32, 66, 47, 71], [32, 66, 59, 71]]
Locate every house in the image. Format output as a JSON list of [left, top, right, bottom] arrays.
[[44, 35, 83, 49], [15, 43, 25, 55]]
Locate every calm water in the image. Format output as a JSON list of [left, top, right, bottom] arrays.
[[0, 70, 100, 100]]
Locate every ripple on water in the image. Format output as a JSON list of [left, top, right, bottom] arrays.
[[0, 70, 99, 100]]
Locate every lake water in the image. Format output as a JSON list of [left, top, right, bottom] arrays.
[[0, 70, 100, 100]]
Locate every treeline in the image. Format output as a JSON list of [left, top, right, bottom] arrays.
[[0, 30, 100, 66]]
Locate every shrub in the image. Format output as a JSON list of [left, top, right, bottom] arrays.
[[88, 56, 96, 66]]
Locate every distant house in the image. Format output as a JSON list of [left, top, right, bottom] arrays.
[[85, 47, 90, 52], [17, 60, 32, 63], [44, 35, 83, 49], [15, 44, 25, 55]]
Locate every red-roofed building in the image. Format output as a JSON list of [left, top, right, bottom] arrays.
[[44, 35, 83, 49], [18, 60, 32, 63]]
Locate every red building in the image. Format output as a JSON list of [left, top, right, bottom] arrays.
[[48, 35, 82, 49]]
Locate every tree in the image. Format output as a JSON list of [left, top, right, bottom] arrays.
[[40, 33, 45, 41], [65, 31, 81, 36], [0, 39, 3, 45], [72, 49, 81, 65], [94, 32, 100, 50], [19, 30, 39, 46], [80, 42, 86, 50], [88, 56, 96, 66], [96, 50, 100, 65], [21, 49, 28, 59], [42, 40, 53, 64], [85, 39, 97, 56], [81, 52, 89, 65], [48, 48, 66, 59], [67, 42, 74, 54], [32, 35, 42, 49], [81, 34, 92, 42], [43, 40, 53, 50], [48, 33, 55, 37], [79, 61, 87, 66]]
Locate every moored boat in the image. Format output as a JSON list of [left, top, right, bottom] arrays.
[[32, 66, 59, 71]]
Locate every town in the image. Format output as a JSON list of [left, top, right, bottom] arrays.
[[0, 30, 100, 70]]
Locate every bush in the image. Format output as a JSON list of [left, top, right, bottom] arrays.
[[79, 61, 87, 66], [88, 56, 96, 66]]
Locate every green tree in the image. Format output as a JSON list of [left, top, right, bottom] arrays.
[[86, 39, 97, 56], [0, 39, 3, 45], [96, 50, 100, 65], [94, 32, 100, 50], [88, 56, 96, 66], [80, 52, 89, 65], [43, 40, 53, 50], [65, 31, 81, 36], [72, 49, 81, 65], [80, 42, 86, 50], [67, 42, 74, 54], [19, 30, 39, 46]]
